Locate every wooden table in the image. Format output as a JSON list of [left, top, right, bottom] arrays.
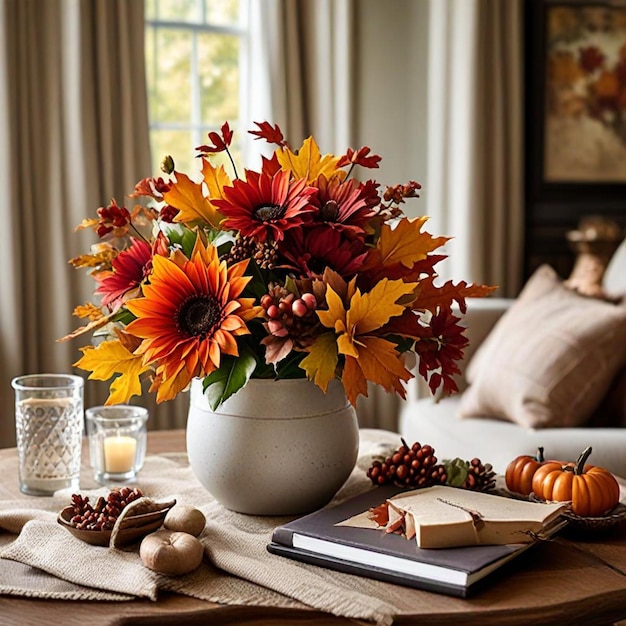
[[1, 430, 626, 626]]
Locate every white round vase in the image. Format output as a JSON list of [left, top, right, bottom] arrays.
[[186, 377, 359, 515]]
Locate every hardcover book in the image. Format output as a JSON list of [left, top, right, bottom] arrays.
[[267, 485, 567, 597]]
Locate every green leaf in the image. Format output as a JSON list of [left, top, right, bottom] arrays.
[[275, 352, 307, 379], [443, 458, 469, 488], [163, 225, 198, 258], [242, 259, 271, 300], [111, 308, 136, 325], [202, 344, 257, 410]]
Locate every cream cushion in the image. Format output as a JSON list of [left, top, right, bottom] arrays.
[[458, 265, 626, 428]]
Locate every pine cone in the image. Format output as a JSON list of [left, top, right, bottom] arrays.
[[463, 458, 496, 492], [366, 439, 440, 489]]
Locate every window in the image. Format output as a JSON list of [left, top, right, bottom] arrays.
[[145, 0, 247, 175]]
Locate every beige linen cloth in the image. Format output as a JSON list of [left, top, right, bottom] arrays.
[[0, 429, 431, 626]]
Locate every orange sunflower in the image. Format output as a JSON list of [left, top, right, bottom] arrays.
[[125, 241, 260, 402]]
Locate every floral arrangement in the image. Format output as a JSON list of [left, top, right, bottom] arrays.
[[63, 121, 493, 409]]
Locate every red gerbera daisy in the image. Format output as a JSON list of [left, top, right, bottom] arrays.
[[214, 169, 317, 243], [95, 238, 153, 310], [313, 175, 375, 237], [280, 226, 368, 280]]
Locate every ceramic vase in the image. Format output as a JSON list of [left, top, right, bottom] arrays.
[[186, 377, 359, 515]]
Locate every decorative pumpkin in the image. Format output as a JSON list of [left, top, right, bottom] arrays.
[[505, 447, 546, 496], [531, 447, 621, 516]]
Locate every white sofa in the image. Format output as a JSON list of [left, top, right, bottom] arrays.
[[399, 240, 626, 477]]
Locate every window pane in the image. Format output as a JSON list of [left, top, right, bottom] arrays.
[[146, 29, 192, 124], [148, 0, 201, 22], [151, 129, 196, 177], [198, 33, 239, 126], [145, 0, 157, 19], [202, 0, 239, 26]]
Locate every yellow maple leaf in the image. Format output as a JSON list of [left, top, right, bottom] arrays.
[[300, 332, 339, 392], [317, 285, 347, 333], [74, 340, 149, 404], [378, 217, 450, 269], [276, 136, 343, 183], [164, 170, 224, 229], [316, 279, 416, 405], [346, 279, 417, 335], [201, 158, 231, 206]]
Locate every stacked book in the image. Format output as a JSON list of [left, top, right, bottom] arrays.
[[268, 485, 567, 597]]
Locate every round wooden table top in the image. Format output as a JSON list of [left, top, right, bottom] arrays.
[[1, 429, 625, 626]]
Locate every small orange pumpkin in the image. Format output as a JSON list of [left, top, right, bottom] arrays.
[[531, 447, 620, 516], [505, 447, 546, 496]]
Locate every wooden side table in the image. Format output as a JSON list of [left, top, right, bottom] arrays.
[[1, 430, 625, 626]]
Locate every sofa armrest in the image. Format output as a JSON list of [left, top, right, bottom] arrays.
[[459, 297, 513, 365], [408, 297, 513, 401]]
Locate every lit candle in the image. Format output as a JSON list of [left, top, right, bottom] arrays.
[[103, 435, 137, 473]]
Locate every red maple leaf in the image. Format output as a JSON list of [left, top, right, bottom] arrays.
[[249, 121, 286, 147], [196, 121, 233, 154], [413, 310, 469, 395], [337, 147, 381, 169]]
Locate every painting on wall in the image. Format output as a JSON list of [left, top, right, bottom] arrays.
[[543, 3, 626, 182]]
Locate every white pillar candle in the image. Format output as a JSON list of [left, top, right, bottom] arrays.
[[103, 435, 137, 473]]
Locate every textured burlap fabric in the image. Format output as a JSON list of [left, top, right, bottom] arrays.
[[0, 429, 415, 626]]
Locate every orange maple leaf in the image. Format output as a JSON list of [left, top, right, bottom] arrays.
[[164, 170, 225, 229], [413, 278, 498, 315], [377, 217, 449, 269], [359, 218, 450, 287]]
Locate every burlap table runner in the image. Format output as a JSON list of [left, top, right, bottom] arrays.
[[0, 429, 426, 626]]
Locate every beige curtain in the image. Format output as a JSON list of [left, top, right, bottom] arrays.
[[0, 0, 185, 448], [247, 0, 356, 151], [425, 0, 525, 297]]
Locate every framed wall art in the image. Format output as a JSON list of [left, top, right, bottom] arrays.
[[526, 0, 626, 209], [524, 0, 626, 277]]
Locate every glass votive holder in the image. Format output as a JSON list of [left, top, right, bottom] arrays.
[[11, 374, 84, 496], [85, 405, 148, 484]]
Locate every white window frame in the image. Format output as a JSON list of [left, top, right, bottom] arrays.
[[145, 1, 249, 162]]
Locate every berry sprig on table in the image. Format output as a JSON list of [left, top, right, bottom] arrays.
[[366, 439, 496, 493]]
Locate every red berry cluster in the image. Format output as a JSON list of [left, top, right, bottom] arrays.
[[261, 290, 318, 338]]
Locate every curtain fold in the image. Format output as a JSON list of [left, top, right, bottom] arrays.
[[247, 0, 356, 150], [0, 0, 186, 447], [425, 0, 524, 297]]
